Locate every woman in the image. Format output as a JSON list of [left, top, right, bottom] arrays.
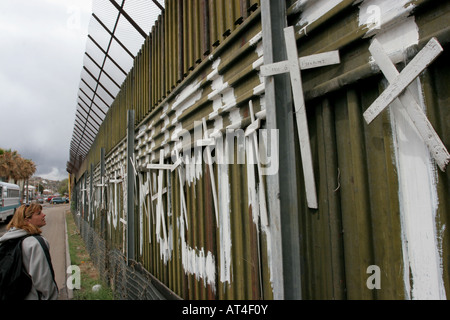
[[0, 203, 58, 300]]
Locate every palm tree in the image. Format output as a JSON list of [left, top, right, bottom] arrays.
[[20, 159, 37, 201], [0, 149, 19, 182], [0, 148, 7, 181], [0, 149, 36, 201]]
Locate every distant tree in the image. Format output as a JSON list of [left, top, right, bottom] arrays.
[[23, 159, 36, 181], [58, 179, 69, 195], [19, 158, 36, 201]]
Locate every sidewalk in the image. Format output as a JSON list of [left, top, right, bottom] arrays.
[[41, 203, 72, 300]]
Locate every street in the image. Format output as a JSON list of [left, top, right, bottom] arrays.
[[0, 203, 70, 300]]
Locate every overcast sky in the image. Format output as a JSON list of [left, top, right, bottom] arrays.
[[0, 0, 93, 181]]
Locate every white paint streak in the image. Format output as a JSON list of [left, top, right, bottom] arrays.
[[245, 122, 273, 287], [179, 215, 216, 290], [176, 147, 216, 290], [228, 108, 242, 127], [139, 172, 151, 256], [172, 80, 203, 123], [208, 57, 237, 115], [358, 0, 418, 64], [295, 0, 344, 33], [217, 136, 232, 284], [184, 148, 203, 187], [209, 59, 224, 112], [246, 139, 260, 228], [205, 56, 235, 284], [373, 18, 418, 64], [358, 0, 415, 36], [389, 81, 446, 299], [249, 31, 262, 47], [291, 0, 308, 14], [213, 116, 223, 133]]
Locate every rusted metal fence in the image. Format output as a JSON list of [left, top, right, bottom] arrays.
[[70, 0, 450, 300]]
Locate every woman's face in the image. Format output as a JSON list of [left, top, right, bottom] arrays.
[[27, 208, 46, 228]]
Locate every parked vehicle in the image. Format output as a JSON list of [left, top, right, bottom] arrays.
[[50, 197, 60, 204], [0, 182, 21, 222], [50, 197, 65, 204]]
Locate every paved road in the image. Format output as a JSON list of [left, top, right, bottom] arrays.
[[41, 203, 70, 300], [0, 203, 70, 300]]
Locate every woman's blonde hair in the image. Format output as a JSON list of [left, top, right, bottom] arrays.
[[7, 203, 43, 235]]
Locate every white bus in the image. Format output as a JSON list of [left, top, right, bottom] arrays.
[[0, 182, 21, 223]]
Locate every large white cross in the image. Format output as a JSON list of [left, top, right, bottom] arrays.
[[260, 26, 341, 209], [364, 38, 449, 172]]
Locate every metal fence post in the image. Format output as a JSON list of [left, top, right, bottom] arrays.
[[127, 110, 136, 262], [90, 163, 94, 227], [261, 0, 302, 300], [84, 172, 88, 223]]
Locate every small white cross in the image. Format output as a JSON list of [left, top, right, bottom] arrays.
[[196, 118, 220, 225], [146, 149, 189, 231], [146, 151, 169, 245], [108, 179, 123, 184], [260, 26, 341, 209], [364, 38, 449, 172], [146, 158, 182, 172], [246, 100, 268, 228]]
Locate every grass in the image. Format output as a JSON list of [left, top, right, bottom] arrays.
[[65, 211, 114, 300]]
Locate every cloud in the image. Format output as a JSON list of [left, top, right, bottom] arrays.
[[0, 0, 92, 181], [39, 167, 68, 181]]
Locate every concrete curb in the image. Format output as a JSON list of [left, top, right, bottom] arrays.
[[65, 211, 74, 300]]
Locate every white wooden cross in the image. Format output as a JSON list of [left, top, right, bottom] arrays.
[[196, 118, 220, 225], [245, 100, 269, 228], [145, 151, 175, 246], [109, 171, 123, 229], [173, 151, 189, 231], [364, 38, 449, 172], [145, 149, 193, 255], [260, 26, 341, 209]]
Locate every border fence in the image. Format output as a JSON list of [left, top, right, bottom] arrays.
[[69, 0, 450, 300]]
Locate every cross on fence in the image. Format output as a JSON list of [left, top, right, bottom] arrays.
[[364, 38, 449, 172], [246, 100, 269, 228], [197, 118, 220, 225], [145, 151, 175, 247], [260, 26, 341, 209]]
